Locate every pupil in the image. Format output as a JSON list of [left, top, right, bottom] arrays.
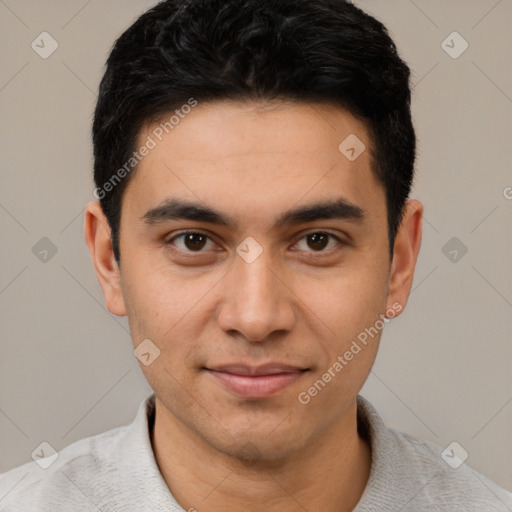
[[185, 233, 206, 250], [308, 233, 328, 251]]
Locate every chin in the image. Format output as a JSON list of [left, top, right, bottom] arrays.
[[205, 425, 310, 465]]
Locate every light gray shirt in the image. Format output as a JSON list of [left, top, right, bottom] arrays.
[[1, 393, 511, 511]]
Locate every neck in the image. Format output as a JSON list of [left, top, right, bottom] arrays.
[[151, 399, 371, 512], [150, 398, 372, 512]]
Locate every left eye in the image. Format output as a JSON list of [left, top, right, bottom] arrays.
[[294, 232, 342, 252]]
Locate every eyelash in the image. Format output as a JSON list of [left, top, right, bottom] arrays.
[[165, 230, 344, 257]]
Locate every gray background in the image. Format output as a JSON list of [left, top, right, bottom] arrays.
[[1, 0, 511, 492]]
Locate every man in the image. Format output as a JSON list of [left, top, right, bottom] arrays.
[[1, 0, 511, 510]]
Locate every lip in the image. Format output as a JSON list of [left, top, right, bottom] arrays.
[[205, 363, 308, 400], [207, 363, 306, 376]]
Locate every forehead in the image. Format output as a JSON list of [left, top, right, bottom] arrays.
[[122, 100, 385, 228]]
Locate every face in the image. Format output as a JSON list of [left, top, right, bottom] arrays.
[[86, 100, 421, 462]]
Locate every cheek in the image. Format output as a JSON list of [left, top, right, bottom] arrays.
[[122, 257, 196, 334], [295, 260, 388, 338], [296, 283, 387, 410], [122, 264, 222, 381]]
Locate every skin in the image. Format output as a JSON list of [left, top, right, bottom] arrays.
[[85, 100, 423, 512]]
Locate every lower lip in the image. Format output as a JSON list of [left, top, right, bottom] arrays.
[[206, 370, 305, 400]]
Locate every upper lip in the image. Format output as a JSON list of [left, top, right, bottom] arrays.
[[206, 363, 307, 376]]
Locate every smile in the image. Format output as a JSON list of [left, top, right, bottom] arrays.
[[205, 366, 309, 400]]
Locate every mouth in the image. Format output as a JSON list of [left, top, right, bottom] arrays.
[[204, 363, 309, 400]]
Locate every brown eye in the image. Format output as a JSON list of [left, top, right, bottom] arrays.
[[295, 232, 342, 253], [183, 233, 207, 251], [167, 232, 215, 252], [307, 233, 329, 251]]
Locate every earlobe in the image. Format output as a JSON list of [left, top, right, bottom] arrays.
[[385, 199, 423, 316], [84, 201, 127, 317]]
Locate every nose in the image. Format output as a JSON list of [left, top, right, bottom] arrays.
[[216, 247, 296, 342]]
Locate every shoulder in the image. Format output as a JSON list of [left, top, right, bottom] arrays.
[[391, 428, 512, 510], [0, 424, 128, 512], [356, 395, 512, 511]]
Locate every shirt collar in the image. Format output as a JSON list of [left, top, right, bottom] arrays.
[[353, 394, 440, 511], [111, 393, 184, 511]]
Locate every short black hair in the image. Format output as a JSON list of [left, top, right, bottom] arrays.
[[92, 0, 416, 265]]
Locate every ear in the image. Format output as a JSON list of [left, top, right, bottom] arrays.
[[385, 199, 423, 317], [84, 201, 127, 317]]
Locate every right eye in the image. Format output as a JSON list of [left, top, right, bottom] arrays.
[[166, 231, 218, 253]]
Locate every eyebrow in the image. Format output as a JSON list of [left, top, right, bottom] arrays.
[[141, 197, 365, 230]]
